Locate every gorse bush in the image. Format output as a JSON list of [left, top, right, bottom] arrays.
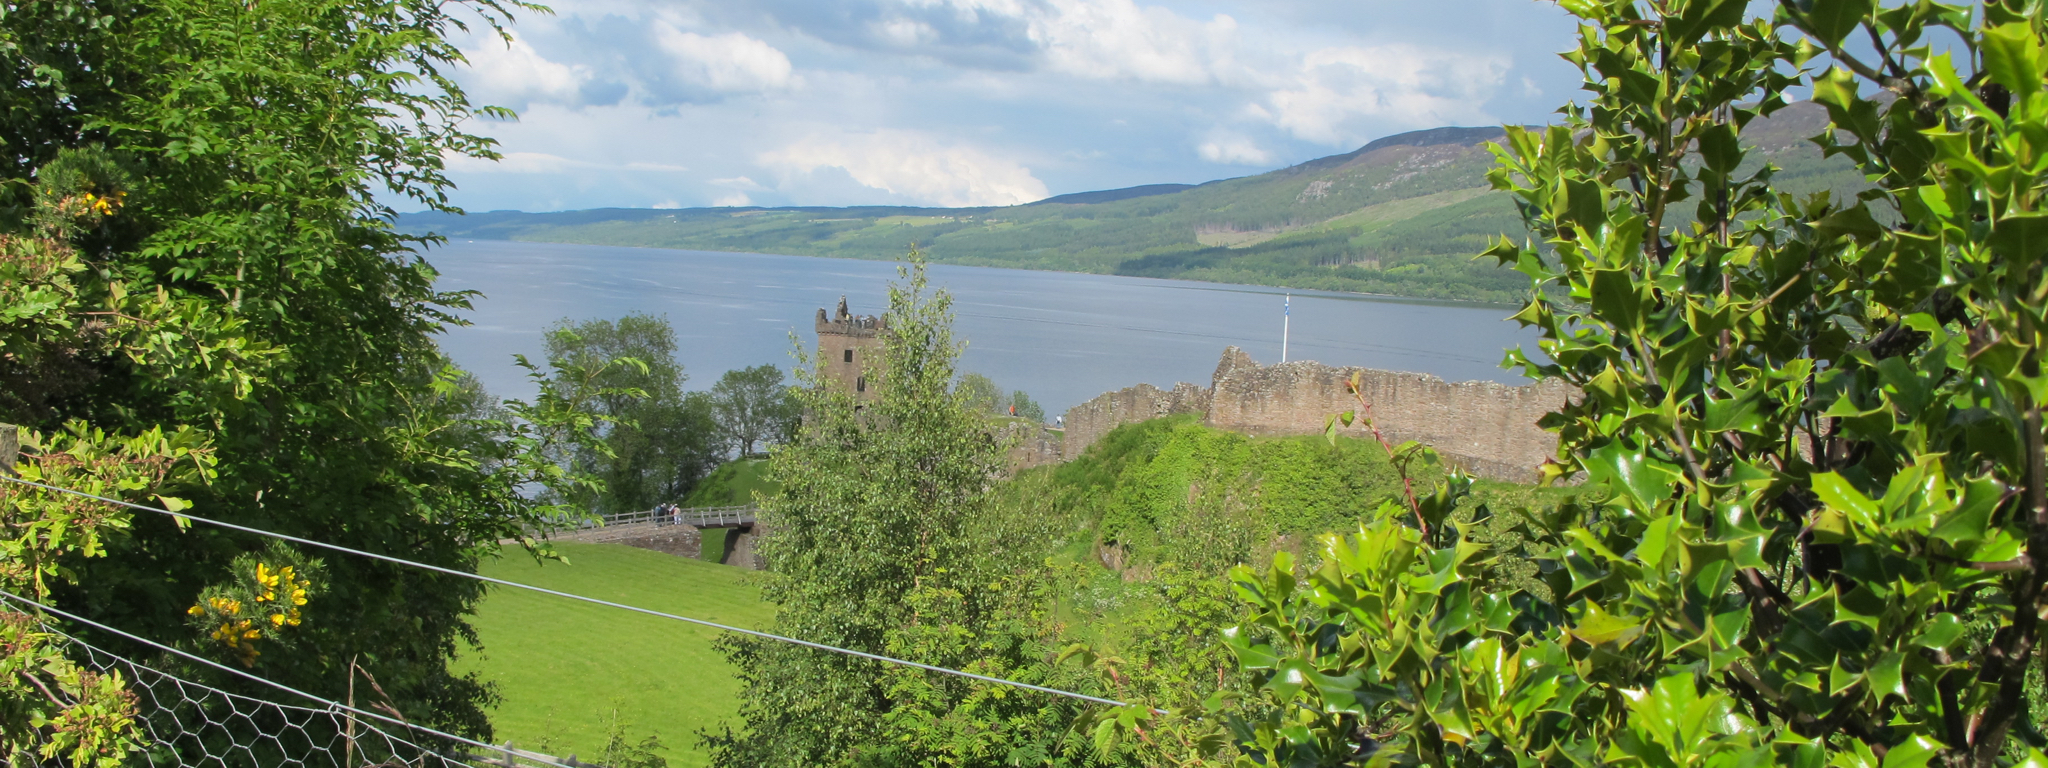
[[1168, 1, 2048, 766]]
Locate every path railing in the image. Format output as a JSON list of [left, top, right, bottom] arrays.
[[576, 503, 756, 529]]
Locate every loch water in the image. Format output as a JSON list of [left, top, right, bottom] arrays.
[[425, 239, 1544, 415]]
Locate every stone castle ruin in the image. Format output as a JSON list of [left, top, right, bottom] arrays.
[[1060, 347, 1573, 482], [815, 296, 886, 398], [807, 300, 1569, 482]]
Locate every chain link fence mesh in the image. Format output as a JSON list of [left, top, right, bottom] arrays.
[[36, 621, 571, 768]]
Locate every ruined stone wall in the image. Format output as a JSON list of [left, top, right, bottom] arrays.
[[815, 296, 886, 398], [996, 421, 1064, 470], [1207, 353, 1572, 482], [1060, 347, 1575, 482], [1059, 381, 1210, 461]]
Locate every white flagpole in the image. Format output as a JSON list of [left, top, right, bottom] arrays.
[[1282, 293, 1291, 363]]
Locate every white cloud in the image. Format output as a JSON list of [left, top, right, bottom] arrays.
[[711, 175, 771, 191], [906, 0, 1240, 85], [873, 17, 940, 47], [459, 32, 594, 109], [653, 199, 683, 209], [1249, 45, 1508, 145], [713, 192, 755, 207], [653, 24, 795, 93], [443, 151, 589, 174], [441, 149, 690, 175], [625, 161, 692, 172], [1027, 0, 1239, 84], [1198, 134, 1271, 165], [760, 130, 1049, 207]]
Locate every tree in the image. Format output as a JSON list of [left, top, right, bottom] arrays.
[[0, 0, 609, 747], [704, 259, 1101, 767], [954, 372, 1004, 415], [544, 314, 722, 512], [1181, 1, 2048, 766], [1009, 390, 1046, 423], [707, 364, 798, 459]]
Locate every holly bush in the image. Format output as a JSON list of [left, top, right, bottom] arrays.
[[1206, 1, 2048, 766]]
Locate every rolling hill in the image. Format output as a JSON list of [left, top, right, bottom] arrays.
[[400, 102, 1864, 305]]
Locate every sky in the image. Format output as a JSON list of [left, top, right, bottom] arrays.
[[435, 0, 1587, 212]]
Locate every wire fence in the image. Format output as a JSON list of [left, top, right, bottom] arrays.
[[46, 627, 520, 767], [0, 590, 583, 768], [0, 474, 1143, 713]]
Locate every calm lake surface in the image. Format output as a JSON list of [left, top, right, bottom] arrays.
[[426, 240, 1543, 415]]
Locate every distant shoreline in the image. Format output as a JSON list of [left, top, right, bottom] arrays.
[[413, 234, 1524, 310]]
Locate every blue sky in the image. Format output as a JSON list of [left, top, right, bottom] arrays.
[[437, 0, 1587, 212]]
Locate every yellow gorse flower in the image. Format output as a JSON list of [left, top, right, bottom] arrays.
[[72, 190, 124, 216], [188, 559, 314, 667]]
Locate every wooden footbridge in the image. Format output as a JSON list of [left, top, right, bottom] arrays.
[[546, 504, 756, 544]]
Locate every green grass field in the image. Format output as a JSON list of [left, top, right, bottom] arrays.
[[681, 459, 777, 507], [458, 543, 773, 766]]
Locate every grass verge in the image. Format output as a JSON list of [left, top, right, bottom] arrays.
[[458, 543, 772, 767]]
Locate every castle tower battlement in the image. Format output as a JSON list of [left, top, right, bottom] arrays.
[[816, 296, 886, 398], [814, 295, 886, 337]]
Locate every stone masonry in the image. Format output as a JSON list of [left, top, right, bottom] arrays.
[[815, 296, 886, 399], [1062, 347, 1575, 482], [1058, 381, 1210, 463]]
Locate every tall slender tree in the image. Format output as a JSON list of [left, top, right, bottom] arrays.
[[705, 260, 1099, 766]]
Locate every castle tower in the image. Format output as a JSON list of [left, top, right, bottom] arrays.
[[815, 296, 886, 399]]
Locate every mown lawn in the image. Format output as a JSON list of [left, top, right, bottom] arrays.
[[457, 543, 773, 767]]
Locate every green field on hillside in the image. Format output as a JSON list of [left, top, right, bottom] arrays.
[[680, 459, 776, 507], [458, 543, 772, 767]]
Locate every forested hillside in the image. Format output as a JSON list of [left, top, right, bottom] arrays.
[[401, 102, 1865, 304]]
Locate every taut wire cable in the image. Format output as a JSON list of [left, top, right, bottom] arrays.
[[0, 474, 1152, 713]]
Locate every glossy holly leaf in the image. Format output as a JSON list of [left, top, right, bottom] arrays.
[[1570, 602, 1644, 646], [1910, 613, 1966, 650], [1816, 204, 1886, 243], [1222, 626, 1279, 669], [1982, 23, 2043, 98], [1990, 212, 2048, 272], [1703, 384, 1767, 435], [1867, 651, 1905, 701], [1880, 735, 1942, 768], [1584, 440, 1682, 509], [1799, 0, 1876, 47], [1813, 472, 1879, 530], [1634, 514, 1680, 570], [1697, 122, 1743, 175], [1930, 477, 2003, 546], [1588, 268, 1645, 332], [1266, 659, 1314, 704]]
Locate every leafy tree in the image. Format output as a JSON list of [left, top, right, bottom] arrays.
[[707, 364, 798, 459], [1009, 390, 1047, 423], [543, 314, 722, 512], [0, 0, 634, 749], [955, 372, 1004, 415], [705, 260, 1100, 767], [1174, 1, 2048, 766]]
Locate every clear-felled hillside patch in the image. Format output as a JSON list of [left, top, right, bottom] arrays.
[[457, 543, 772, 767]]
